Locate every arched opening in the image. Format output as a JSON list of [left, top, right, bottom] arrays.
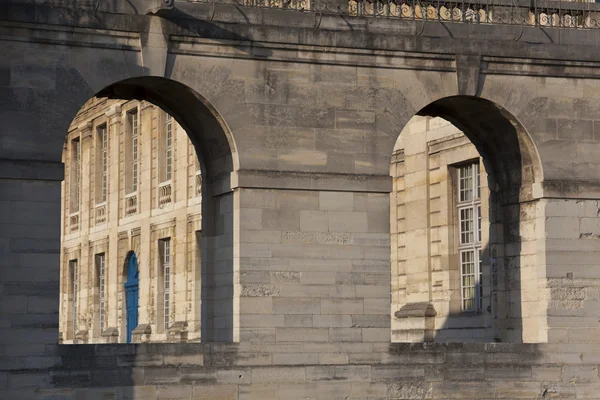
[[58, 77, 236, 344], [390, 96, 543, 343]]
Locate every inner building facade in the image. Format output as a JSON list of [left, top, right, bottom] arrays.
[[59, 97, 202, 344], [391, 116, 505, 343]]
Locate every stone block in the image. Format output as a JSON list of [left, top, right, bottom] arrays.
[[284, 314, 313, 328], [313, 315, 352, 328], [328, 211, 368, 233], [275, 328, 328, 342], [321, 299, 364, 315], [362, 328, 390, 342], [562, 366, 598, 383], [156, 386, 193, 400], [318, 353, 349, 365], [239, 297, 273, 315], [300, 271, 337, 285], [273, 298, 320, 314], [272, 353, 319, 365], [319, 192, 354, 211], [239, 384, 279, 400], [191, 385, 238, 400], [299, 210, 328, 232], [251, 367, 306, 383], [328, 328, 362, 342]]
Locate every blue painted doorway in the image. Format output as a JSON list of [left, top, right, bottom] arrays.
[[124, 252, 139, 343]]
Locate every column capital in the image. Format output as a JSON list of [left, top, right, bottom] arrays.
[[78, 121, 93, 141], [105, 104, 122, 120]]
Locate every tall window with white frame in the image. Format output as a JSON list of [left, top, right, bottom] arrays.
[[96, 253, 106, 334], [69, 138, 81, 217], [69, 259, 78, 339], [127, 108, 139, 194], [457, 162, 482, 312], [97, 124, 108, 204], [165, 113, 173, 182], [69, 138, 81, 232], [160, 239, 171, 330]]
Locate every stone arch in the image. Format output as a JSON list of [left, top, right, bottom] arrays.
[[390, 95, 545, 343], [55, 76, 239, 342]]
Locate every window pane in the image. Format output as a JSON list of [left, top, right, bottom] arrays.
[[97, 254, 106, 333], [459, 207, 474, 244], [162, 239, 171, 329], [475, 163, 481, 199], [477, 205, 482, 243], [459, 165, 473, 202], [461, 250, 476, 311]]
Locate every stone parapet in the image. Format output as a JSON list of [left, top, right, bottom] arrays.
[[5, 342, 599, 398]]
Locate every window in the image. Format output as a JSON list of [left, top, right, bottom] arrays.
[[127, 109, 139, 193], [97, 124, 108, 203], [165, 113, 173, 182], [69, 259, 78, 338], [96, 253, 106, 333], [160, 239, 171, 329], [70, 138, 81, 212], [457, 162, 482, 312]]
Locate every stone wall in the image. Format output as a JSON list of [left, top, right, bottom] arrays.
[[4, 1, 600, 398], [7, 342, 600, 399]]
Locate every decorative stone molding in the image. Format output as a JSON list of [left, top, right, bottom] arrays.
[[167, 321, 189, 343], [75, 330, 89, 344], [101, 327, 120, 344], [104, 104, 122, 119], [79, 121, 93, 141], [132, 324, 152, 343], [393, 302, 437, 343]]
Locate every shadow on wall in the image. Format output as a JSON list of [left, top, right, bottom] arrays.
[[391, 96, 541, 344]]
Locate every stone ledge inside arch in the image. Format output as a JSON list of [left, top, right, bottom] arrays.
[[393, 302, 437, 343]]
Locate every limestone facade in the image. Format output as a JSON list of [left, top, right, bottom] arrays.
[[8, 1, 600, 398], [59, 97, 202, 344]]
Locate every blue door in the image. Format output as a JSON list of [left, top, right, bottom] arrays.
[[124, 252, 139, 343]]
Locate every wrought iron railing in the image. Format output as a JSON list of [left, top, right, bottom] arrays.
[[188, 0, 600, 29]]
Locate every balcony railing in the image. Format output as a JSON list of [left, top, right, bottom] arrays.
[[69, 212, 80, 233], [195, 171, 202, 197], [124, 192, 138, 217], [190, 0, 600, 29], [159, 181, 173, 207], [95, 203, 107, 225]]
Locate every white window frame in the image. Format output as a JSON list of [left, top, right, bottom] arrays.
[[161, 239, 171, 329], [70, 259, 78, 338], [96, 253, 106, 333], [165, 113, 173, 182], [70, 138, 81, 212], [457, 162, 483, 312], [127, 109, 139, 194], [97, 124, 108, 204]]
